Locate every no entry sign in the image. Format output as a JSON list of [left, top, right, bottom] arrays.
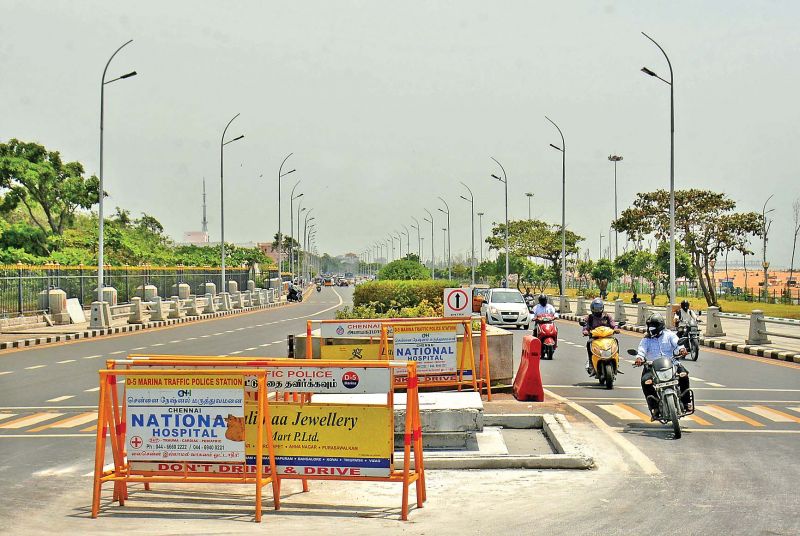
[[443, 287, 470, 317]]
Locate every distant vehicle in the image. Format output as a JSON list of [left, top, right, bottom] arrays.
[[480, 288, 530, 330], [337, 278, 349, 287], [472, 286, 490, 313], [324, 277, 334, 287]]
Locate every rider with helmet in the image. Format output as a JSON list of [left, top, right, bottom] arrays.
[[674, 300, 698, 338], [531, 294, 558, 336], [635, 313, 692, 418], [582, 298, 617, 374]]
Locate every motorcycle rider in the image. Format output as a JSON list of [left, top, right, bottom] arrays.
[[531, 294, 558, 337], [287, 280, 299, 301], [581, 298, 617, 374], [674, 300, 698, 338], [634, 313, 692, 419]]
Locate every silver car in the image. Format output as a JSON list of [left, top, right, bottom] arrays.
[[480, 288, 530, 329]]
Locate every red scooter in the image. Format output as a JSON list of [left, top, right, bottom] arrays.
[[534, 314, 558, 359]]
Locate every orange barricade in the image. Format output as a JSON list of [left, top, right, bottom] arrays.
[[108, 356, 426, 521], [307, 317, 492, 400], [91, 368, 277, 522]]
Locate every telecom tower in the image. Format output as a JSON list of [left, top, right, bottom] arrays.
[[201, 177, 208, 234]]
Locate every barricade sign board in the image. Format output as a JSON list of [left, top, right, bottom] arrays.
[[125, 374, 246, 462], [320, 320, 384, 338], [256, 365, 392, 394], [320, 343, 385, 360], [393, 323, 458, 375], [244, 403, 393, 477], [443, 287, 471, 317]]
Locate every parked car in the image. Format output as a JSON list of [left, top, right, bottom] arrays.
[[480, 288, 530, 329]]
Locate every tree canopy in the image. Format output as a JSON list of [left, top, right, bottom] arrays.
[[377, 259, 431, 280]]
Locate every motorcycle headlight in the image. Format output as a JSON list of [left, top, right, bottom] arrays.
[[655, 368, 674, 382], [600, 349, 613, 358]]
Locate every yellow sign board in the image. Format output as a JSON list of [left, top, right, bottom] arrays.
[[244, 402, 393, 477], [319, 344, 386, 360]]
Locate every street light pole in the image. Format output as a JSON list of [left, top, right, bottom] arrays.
[[220, 113, 244, 292], [460, 181, 475, 284], [608, 155, 623, 259], [600, 234, 604, 260], [411, 216, 422, 263], [641, 32, 675, 304], [276, 153, 296, 288], [98, 39, 137, 304], [302, 212, 314, 281], [477, 212, 485, 264], [545, 116, 567, 297], [437, 197, 451, 280], [761, 195, 775, 300], [424, 208, 435, 279], [525, 192, 534, 220], [289, 181, 302, 278], [402, 224, 411, 259], [490, 158, 509, 288]]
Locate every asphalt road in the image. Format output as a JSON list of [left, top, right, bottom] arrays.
[[1, 289, 798, 535]]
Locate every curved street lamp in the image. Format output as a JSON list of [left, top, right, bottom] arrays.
[[437, 197, 451, 280], [276, 153, 296, 285], [490, 158, 508, 287], [460, 181, 475, 284], [220, 113, 244, 292], [424, 208, 435, 279], [545, 117, 566, 296]]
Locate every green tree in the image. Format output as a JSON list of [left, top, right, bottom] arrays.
[[613, 189, 762, 306], [522, 262, 558, 293], [577, 260, 594, 292], [486, 219, 582, 293], [591, 258, 618, 298], [0, 139, 100, 235], [377, 259, 431, 280]]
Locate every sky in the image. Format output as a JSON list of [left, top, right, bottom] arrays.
[[2, 1, 799, 267]]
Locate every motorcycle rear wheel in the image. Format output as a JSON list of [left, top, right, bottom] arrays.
[[666, 396, 681, 439], [604, 363, 614, 390], [690, 339, 699, 361]]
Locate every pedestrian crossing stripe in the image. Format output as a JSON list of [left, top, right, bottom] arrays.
[[27, 412, 97, 433], [0, 412, 64, 429], [741, 406, 800, 423], [704, 405, 765, 427], [696, 405, 742, 422], [0, 414, 17, 421]]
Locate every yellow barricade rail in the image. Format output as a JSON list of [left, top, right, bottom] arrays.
[[105, 356, 426, 521], [307, 316, 492, 400], [91, 368, 277, 522]]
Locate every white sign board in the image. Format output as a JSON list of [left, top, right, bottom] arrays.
[[393, 323, 458, 375], [320, 320, 384, 338], [246, 366, 391, 394], [125, 374, 246, 462], [443, 287, 471, 317], [65, 298, 85, 324]]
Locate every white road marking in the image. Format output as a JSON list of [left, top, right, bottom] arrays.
[[0, 414, 17, 421], [225, 330, 235, 333], [741, 406, 800, 423], [0, 412, 63, 429], [25, 365, 46, 370], [272, 340, 283, 344], [545, 389, 660, 475], [692, 377, 707, 382], [706, 382, 725, 388], [152, 343, 164, 347], [185, 337, 197, 341], [168, 340, 182, 344], [259, 343, 272, 347], [29, 412, 97, 432], [696, 406, 743, 422], [131, 347, 147, 350], [244, 347, 256, 351], [235, 328, 245, 331], [46, 395, 75, 403], [57, 360, 75, 364], [83, 464, 115, 477], [0, 371, 13, 376], [109, 350, 124, 355], [229, 351, 243, 355], [84, 387, 100, 393], [83, 355, 102, 359], [200, 335, 210, 338], [214, 333, 224, 336]]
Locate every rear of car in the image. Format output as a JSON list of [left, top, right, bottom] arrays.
[[481, 288, 530, 329]]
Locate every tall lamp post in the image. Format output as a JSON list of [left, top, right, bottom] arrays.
[[490, 158, 509, 288], [296, 203, 306, 278], [545, 117, 566, 297], [289, 182, 303, 278], [303, 211, 314, 281], [394, 232, 403, 259], [276, 153, 296, 287], [424, 208, 435, 279], [477, 212, 485, 264], [411, 216, 422, 262], [402, 224, 411, 259], [220, 113, 244, 291], [460, 181, 476, 284], [98, 39, 137, 305], [525, 192, 534, 220], [641, 31, 676, 304], [761, 195, 775, 300], [599, 234, 604, 260], [608, 155, 623, 258], [437, 197, 451, 280]]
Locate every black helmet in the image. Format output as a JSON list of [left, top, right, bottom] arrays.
[[681, 300, 690, 311], [646, 313, 666, 338], [538, 294, 548, 306], [590, 298, 604, 315]]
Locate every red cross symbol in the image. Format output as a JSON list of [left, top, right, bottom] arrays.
[[130, 436, 143, 448]]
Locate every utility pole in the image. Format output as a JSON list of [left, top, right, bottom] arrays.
[[201, 177, 208, 235], [525, 192, 534, 220], [608, 155, 623, 258], [762, 195, 775, 300]]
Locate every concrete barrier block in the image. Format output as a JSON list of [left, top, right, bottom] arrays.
[[251, 290, 262, 306], [128, 297, 144, 324], [89, 301, 112, 329], [575, 296, 587, 316], [227, 281, 238, 294], [219, 292, 232, 312], [614, 299, 626, 324], [559, 295, 572, 314], [200, 282, 216, 296], [186, 296, 201, 316], [247, 280, 256, 292], [231, 292, 243, 309], [203, 293, 217, 314], [150, 296, 167, 321], [637, 301, 648, 326], [135, 284, 158, 301], [168, 297, 184, 319], [241, 290, 251, 307], [704, 306, 726, 337], [170, 283, 191, 300], [746, 310, 771, 345]]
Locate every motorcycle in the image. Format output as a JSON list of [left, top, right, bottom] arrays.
[[677, 318, 700, 361], [534, 313, 558, 360], [580, 321, 623, 389], [287, 289, 303, 302], [627, 343, 694, 439], [524, 295, 536, 314], [316, 284, 322, 292]]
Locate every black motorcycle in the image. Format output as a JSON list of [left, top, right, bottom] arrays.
[[628, 344, 694, 439], [316, 284, 322, 292], [287, 289, 303, 302], [677, 320, 700, 361]]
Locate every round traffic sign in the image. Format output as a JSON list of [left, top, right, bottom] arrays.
[[446, 288, 470, 313]]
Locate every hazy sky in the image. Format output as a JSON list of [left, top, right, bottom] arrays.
[[3, 1, 799, 267]]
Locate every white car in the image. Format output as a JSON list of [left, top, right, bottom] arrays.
[[480, 288, 530, 330]]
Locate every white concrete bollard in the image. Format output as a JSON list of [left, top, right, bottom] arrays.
[[150, 296, 167, 321], [575, 296, 587, 316], [203, 293, 217, 314], [665, 304, 676, 330], [559, 295, 572, 314], [704, 306, 726, 337], [232, 292, 243, 309], [89, 301, 112, 329], [168, 297, 184, 319], [241, 290, 251, 308], [614, 299, 626, 324], [637, 301, 649, 326], [186, 296, 201, 316], [247, 280, 256, 292], [745, 310, 771, 345], [227, 281, 239, 294], [219, 292, 232, 312], [128, 297, 144, 324]]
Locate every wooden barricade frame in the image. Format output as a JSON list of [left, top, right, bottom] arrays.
[[108, 356, 426, 521], [307, 316, 492, 400], [91, 368, 278, 522]]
